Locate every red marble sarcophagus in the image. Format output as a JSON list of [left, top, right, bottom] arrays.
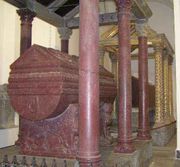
[[8, 44, 116, 158]]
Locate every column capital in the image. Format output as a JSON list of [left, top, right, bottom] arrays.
[[58, 27, 72, 40], [115, 0, 131, 14], [135, 19, 148, 37], [17, 8, 36, 24], [153, 42, 164, 53]]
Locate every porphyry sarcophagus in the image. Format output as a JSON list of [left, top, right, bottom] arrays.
[[8, 44, 116, 158]]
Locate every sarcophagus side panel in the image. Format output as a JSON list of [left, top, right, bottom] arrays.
[[20, 104, 79, 158]]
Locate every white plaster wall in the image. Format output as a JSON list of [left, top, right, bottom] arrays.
[[0, 128, 18, 148], [100, 26, 114, 71], [173, 0, 180, 152], [0, 1, 20, 85], [0, 1, 60, 85], [148, 1, 174, 48], [69, 29, 79, 56], [32, 18, 58, 49], [99, 1, 116, 14]]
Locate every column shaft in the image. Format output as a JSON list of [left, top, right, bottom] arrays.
[[154, 44, 164, 126], [137, 36, 151, 139], [61, 39, 69, 53], [163, 54, 171, 124], [16, 8, 35, 146], [114, 0, 134, 153], [78, 0, 101, 166]]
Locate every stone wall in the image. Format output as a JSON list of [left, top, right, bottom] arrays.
[[0, 84, 15, 128]]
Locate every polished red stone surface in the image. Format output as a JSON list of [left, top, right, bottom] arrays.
[[132, 76, 155, 109], [114, 0, 135, 153], [137, 36, 151, 140], [8, 45, 116, 121], [61, 39, 69, 53], [16, 8, 36, 146], [78, 0, 101, 166], [20, 104, 79, 158], [8, 44, 116, 159], [8, 45, 79, 121]]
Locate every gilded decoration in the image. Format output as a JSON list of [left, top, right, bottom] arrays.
[[99, 23, 174, 127]]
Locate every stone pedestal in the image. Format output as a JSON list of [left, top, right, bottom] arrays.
[[0, 84, 15, 129], [151, 122, 176, 146], [0, 140, 152, 167], [102, 140, 152, 167]]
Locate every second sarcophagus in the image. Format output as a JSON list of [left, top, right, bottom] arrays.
[[8, 44, 116, 158]]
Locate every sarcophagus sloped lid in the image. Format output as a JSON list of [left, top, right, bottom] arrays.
[[8, 44, 116, 121]]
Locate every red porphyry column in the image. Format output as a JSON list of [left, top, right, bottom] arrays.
[[136, 22, 151, 139], [61, 39, 69, 53], [78, 0, 101, 166], [16, 8, 36, 145], [114, 0, 135, 153]]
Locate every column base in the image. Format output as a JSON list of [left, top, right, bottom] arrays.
[[114, 142, 135, 153], [137, 130, 151, 140], [151, 121, 176, 146], [153, 121, 166, 129], [78, 154, 101, 167], [164, 117, 172, 125]]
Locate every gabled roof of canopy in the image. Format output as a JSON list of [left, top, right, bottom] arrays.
[[99, 24, 174, 58], [99, 23, 157, 53], [5, 0, 152, 28]]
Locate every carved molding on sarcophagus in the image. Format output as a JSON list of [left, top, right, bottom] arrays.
[[20, 104, 79, 158]]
